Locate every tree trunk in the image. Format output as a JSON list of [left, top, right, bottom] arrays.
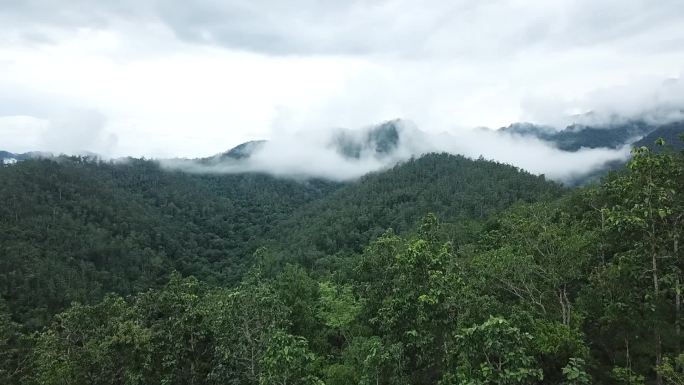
[[558, 285, 571, 326], [625, 336, 630, 371], [676, 231, 681, 366], [652, 238, 663, 385], [677, 276, 681, 354]]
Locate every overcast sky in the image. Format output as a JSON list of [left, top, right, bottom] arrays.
[[1, 0, 683, 158]]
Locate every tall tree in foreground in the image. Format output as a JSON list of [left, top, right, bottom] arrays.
[[586, 141, 683, 383]]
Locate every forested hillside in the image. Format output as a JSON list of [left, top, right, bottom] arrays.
[[0, 140, 683, 385], [634, 121, 684, 151], [0, 157, 340, 327], [0, 153, 559, 330], [264, 154, 563, 267]]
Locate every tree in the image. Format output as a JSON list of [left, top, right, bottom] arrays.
[[317, 281, 362, 343], [0, 299, 24, 384], [601, 144, 684, 383], [657, 353, 684, 385], [356, 215, 462, 382], [133, 274, 212, 385], [203, 272, 290, 385], [33, 295, 152, 385], [259, 331, 321, 385], [442, 316, 542, 385], [473, 202, 597, 327], [561, 358, 591, 385], [273, 264, 322, 344], [343, 336, 407, 385]]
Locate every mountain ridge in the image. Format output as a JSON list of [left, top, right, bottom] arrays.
[[4, 117, 683, 184], [497, 119, 669, 151], [206, 119, 404, 162]]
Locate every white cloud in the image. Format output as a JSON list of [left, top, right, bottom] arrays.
[[0, 0, 682, 177], [41, 109, 118, 155], [0, 110, 117, 155], [0, 115, 48, 153], [160, 121, 630, 183]]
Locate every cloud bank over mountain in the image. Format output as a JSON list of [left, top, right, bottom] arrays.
[[1, 0, 684, 160], [160, 120, 634, 183]]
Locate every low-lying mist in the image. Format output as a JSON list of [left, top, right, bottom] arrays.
[[159, 120, 632, 183]]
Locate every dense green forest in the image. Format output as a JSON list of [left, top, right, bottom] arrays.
[[0, 140, 682, 384], [0, 153, 560, 329]]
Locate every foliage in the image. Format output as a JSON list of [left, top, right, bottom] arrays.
[[259, 331, 322, 385], [442, 316, 543, 385], [611, 366, 646, 385], [0, 139, 683, 385], [657, 353, 684, 385], [317, 281, 362, 339], [0, 153, 560, 329], [561, 358, 591, 385]]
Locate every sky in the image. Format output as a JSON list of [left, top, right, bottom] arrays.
[[1, 0, 683, 164]]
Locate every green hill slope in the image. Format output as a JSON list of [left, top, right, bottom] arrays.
[[0, 157, 340, 326], [264, 153, 564, 265], [0, 153, 562, 327]]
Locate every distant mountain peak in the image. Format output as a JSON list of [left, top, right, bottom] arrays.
[[632, 121, 684, 151], [220, 140, 267, 160], [497, 119, 673, 151], [499, 122, 556, 136], [0, 150, 53, 165], [331, 119, 402, 159], [205, 120, 406, 164]]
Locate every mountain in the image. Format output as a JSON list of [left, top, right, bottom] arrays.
[[192, 140, 268, 164], [0, 151, 561, 328], [2, 135, 683, 385], [219, 140, 268, 160], [0, 151, 18, 164], [330, 119, 401, 159], [632, 120, 684, 151], [498, 119, 684, 187], [201, 118, 682, 185], [499, 119, 658, 151], [0, 156, 341, 327], [207, 119, 404, 164], [498, 122, 556, 137], [264, 153, 564, 266], [0, 150, 51, 164]]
